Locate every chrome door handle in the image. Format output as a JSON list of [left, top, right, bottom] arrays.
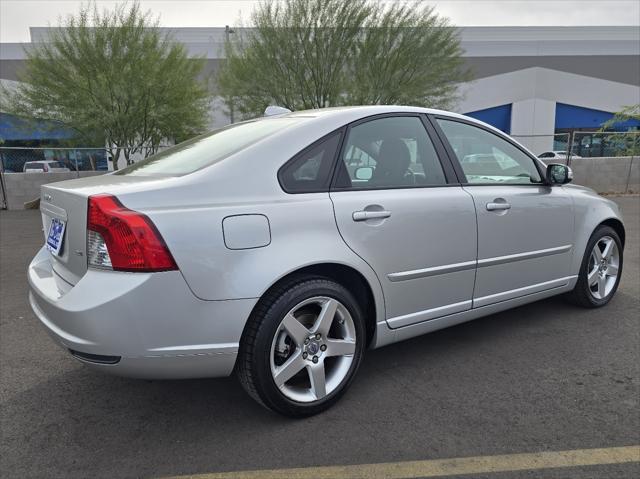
[[486, 202, 511, 211], [352, 210, 392, 221]]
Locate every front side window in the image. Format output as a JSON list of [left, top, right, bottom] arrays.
[[437, 119, 542, 185], [334, 116, 446, 189]]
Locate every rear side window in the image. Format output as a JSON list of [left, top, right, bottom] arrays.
[[116, 118, 304, 176], [278, 131, 342, 193]]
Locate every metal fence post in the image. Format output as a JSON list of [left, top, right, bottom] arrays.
[[74, 149, 80, 177], [567, 131, 574, 166], [624, 154, 634, 194], [0, 150, 7, 209]]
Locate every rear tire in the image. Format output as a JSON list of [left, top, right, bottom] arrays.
[[236, 275, 365, 417], [567, 225, 623, 308]]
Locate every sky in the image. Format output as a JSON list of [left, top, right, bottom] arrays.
[[1, 0, 639, 43]]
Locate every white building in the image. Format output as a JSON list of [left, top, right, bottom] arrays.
[[1, 25, 639, 155]]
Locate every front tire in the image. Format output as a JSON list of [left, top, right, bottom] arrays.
[[236, 275, 366, 417], [568, 225, 623, 308]]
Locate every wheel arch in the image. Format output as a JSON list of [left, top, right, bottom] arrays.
[[599, 217, 625, 247], [245, 262, 380, 348]]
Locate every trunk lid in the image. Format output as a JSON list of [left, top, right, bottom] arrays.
[[39, 175, 172, 285], [41, 184, 89, 285]]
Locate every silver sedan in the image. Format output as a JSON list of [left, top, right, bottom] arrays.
[[29, 106, 624, 416]]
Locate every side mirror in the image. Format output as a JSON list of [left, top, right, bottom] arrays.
[[354, 166, 373, 180], [546, 163, 573, 185]]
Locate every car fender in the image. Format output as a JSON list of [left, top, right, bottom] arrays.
[[565, 184, 625, 274]]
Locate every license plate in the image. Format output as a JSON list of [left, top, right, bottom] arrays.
[[46, 218, 66, 256]]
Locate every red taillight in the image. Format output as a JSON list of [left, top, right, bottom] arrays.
[[87, 194, 177, 272]]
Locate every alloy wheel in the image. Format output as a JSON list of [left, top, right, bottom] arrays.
[[587, 236, 620, 300], [269, 296, 357, 403]]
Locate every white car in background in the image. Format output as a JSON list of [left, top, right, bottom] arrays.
[[538, 151, 582, 160], [23, 160, 70, 173]]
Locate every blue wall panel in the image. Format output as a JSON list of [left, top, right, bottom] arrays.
[[555, 103, 640, 131], [0, 113, 75, 141], [464, 104, 512, 133]]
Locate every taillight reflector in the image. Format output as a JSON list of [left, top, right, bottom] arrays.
[[87, 194, 177, 272]]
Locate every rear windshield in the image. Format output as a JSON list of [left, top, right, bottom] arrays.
[[116, 118, 304, 176]]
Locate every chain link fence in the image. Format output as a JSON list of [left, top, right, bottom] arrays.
[[571, 131, 640, 158], [0, 145, 175, 174], [0, 146, 170, 209], [512, 131, 640, 162], [1, 132, 637, 173], [0, 147, 110, 173], [0, 134, 638, 209]]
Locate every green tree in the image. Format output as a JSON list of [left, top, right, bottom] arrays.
[[1, 1, 210, 169], [217, 0, 470, 119], [599, 105, 640, 156]]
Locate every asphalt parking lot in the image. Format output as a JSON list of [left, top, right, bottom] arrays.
[[1, 196, 639, 479]]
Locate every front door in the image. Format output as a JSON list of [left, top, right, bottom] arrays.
[[434, 117, 574, 308], [329, 115, 477, 328]]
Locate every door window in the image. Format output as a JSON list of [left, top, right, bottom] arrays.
[[437, 119, 543, 185], [334, 116, 446, 189]]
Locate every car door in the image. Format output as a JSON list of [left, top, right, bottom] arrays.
[[433, 116, 574, 308], [329, 114, 477, 328]]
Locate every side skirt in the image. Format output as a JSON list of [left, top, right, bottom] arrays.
[[372, 277, 578, 349]]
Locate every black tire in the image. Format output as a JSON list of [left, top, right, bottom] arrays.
[[567, 225, 623, 308], [236, 274, 366, 417]]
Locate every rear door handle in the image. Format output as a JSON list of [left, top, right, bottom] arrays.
[[352, 210, 392, 221], [486, 202, 511, 211]]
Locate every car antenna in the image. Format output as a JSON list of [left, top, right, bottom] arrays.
[[264, 105, 292, 117]]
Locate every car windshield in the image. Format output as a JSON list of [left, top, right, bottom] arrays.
[[116, 117, 304, 176]]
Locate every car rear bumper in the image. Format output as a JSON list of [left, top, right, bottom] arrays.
[[28, 246, 258, 379]]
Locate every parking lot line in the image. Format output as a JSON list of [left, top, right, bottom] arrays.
[[164, 445, 640, 479]]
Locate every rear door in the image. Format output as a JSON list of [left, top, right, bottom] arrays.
[[330, 114, 477, 328], [432, 116, 574, 307]]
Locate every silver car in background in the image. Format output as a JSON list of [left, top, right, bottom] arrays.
[[28, 106, 624, 416]]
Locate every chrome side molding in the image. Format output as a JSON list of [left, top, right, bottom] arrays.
[[388, 245, 573, 282]]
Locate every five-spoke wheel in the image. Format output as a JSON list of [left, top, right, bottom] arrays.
[[587, 236, 620, 300], [569, 225, 623, 308], [237, 276, 365, 417], [270, 297, 357, 402]]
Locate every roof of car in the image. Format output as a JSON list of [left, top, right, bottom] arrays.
[[272, 105, 502, 136], [282, 105, 467, 120]]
